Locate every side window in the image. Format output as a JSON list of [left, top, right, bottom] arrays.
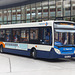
[[30, 28, 38, 40], [40, 27, 52, 45], [13, 29, 20, 42], [21, 29, 29, 43], [0, 30, 5, 41], [5, 29, 12, 42]]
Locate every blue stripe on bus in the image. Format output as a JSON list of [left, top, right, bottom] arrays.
[[2, 48, 75, 59], [3, 48, 30, 56]]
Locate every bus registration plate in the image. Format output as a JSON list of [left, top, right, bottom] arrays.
[[64, 56, 71, 58]]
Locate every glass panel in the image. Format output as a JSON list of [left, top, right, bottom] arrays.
[[31, 4, 36, 19], [54, 29, 75, 46], [49, 0, 55, 18], [49, 17, 55, 20], [42, 0, 48, 6], [64, 17, 71, 21], [71, 16, 75, 22], [21, 29, 29, 43], [36, 2, 42, 7], [40, 27, 52, 45], [0, 10, 3, 21], [13, 29, 20, 42], [5, 29, 12, 42], [26, 5, 31, 20], [31, 19, 36, 22], [26, 20, 30, 23], [36, 19, 42, 22], [4, 22, 7, 25], [56, 0, 63, 17], [71, 0, 75, 16], [3, 9, 7, 21], [30, 28, 38, 40], [36, 7, 42, 19], [8, 21, 11, 24], [21, 6, 25, 20], [42, 6, 48, 18], [17, 21, 21, 23], [21, 21, 26, 23], [12, 21, 17, 24], [16, 7, 21, 20], [64, 0, 71, 16], [42, 18, 48, 21], [0, 30, 5, 41], [7, 8, 11, 21], [12, 8, 16, 20], [0, 22, 3, 25]]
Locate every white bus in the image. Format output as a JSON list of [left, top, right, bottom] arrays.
[[0, 20, 75, 59]]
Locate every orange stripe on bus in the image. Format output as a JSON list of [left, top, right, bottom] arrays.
[[0, 42, 5, 48]]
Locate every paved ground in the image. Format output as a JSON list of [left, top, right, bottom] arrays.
[[0, 53, 75, 75]]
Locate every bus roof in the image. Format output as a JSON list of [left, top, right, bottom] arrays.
[[0, 20, 75, 29]]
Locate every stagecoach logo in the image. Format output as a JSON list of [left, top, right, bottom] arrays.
[[63, 48, 72, 50], [39, 22, 48, 26]]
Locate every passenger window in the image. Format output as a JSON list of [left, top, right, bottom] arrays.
[[13, 29, 20, 42], [40, 27, 52, 45], [5, 29, 12, 42], [30, 28, 38, 40], [21, 29, 29, 43], [0, 30, 5, 41]]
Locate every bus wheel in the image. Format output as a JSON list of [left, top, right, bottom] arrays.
[[31, 48, 36, 59], [0, 45, 3, 53]]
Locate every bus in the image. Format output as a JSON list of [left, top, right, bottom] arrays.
[[0, 20, 75, 59]]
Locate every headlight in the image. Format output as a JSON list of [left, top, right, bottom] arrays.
[[54, 48, 61, 54]]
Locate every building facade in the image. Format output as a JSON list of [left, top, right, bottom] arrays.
[[0, 0, 75, 25]]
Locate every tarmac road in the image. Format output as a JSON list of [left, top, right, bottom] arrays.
[[0, 53, 75, 75]]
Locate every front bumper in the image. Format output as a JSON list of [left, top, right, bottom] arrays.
[[36, 48, 75, 59]]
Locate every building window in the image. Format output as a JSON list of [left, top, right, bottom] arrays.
[[0, 10, 3, 22], [3, 9, 7, 21], [64, 0, 71, 16], [71, 0, 75, 16], [64, 17, 71, 21], [42, 0, 49, 6], [12, 7, 16, 21], [16, 7, 21, 21], [49, 0, 56, 18], [26, 5, 31, 20], [31, 4, 36, 20], [7, 8, 11, 21], [36, 7, 42, 19], [42, 6, 48, 18], [21, 6, 25, 20], [56, 0, 63, 17]]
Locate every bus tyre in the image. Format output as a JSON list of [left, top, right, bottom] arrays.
[[31, 49, 36, 59], [0, 45, 3, 53]]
